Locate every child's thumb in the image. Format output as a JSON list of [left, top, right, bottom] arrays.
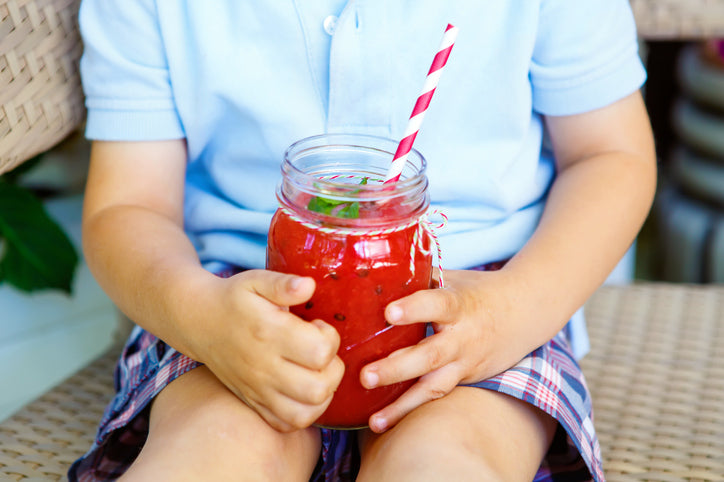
[[252, 271, 315, 307]]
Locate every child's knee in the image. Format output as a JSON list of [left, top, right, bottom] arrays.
[[146, 367, 321, 472], [359, 418, 501, 481], [359, 387, 554, 480]]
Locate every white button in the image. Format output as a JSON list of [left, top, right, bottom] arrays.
[[323, 15, 338, 35]]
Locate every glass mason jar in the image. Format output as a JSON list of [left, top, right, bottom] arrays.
[[266, 134, 433, 429]]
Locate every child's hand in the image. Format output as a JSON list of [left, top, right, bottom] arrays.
[[359, 269, 534, 433], [197, 270, 345, 433]]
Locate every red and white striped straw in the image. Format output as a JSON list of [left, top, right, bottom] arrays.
[[385, 23, 459, 183]]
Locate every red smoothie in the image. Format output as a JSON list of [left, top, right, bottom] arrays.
[[267, 133, 431, 428], [267, 203, 432, 428]]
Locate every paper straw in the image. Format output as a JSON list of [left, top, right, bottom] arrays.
[[385, 24, 459, 183]]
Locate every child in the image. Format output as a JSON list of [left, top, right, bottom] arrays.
[[70, 1, 656, 480]]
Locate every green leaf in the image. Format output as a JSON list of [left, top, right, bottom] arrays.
[[307, 195, 360, 219], [0, 153, 44, 184], [335, 201, 359, 219], [307, 195, 343, 215], [0, 179, 78, 294], [306, 177, 369, 219]]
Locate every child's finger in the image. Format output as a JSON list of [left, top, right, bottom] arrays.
[[274, 355, 345, 406], [310, 319, 342, 357], [278, 318, 340, 370], [245, 397, 296, 433], [359, 335, 456, 389], [264, 390, 335, 431], [367, 365, 460, 433], [384, 288, 457, 326], [243, 269, 315, 307]]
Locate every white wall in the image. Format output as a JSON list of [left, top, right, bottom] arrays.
[[0, 195, 118, 422]]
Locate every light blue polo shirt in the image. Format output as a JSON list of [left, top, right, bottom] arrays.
[[79, 0, 646, 358]]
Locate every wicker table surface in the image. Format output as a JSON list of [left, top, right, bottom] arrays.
[[581, 283, 724, 481], [1, 283, 723, 481]]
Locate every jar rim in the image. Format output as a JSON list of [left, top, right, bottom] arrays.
[[283, 133, 427, 195], [279, 133, 429, 227]]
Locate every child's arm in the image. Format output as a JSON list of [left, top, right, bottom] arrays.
[[361, 91, 657, 433], [83, 140, 344, 432]]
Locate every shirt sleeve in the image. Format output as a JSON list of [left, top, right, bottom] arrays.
[[530, 0, 647, 116], [79, 0, 184, 140]]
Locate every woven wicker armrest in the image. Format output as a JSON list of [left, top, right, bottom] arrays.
[[0, 0, 86, 175], [1, 283, 723, 480]]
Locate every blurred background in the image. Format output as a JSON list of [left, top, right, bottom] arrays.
[[1, 0, 723, 423], [639, 38, 724, 284]]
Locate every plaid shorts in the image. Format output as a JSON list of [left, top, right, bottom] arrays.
[[68, 265, 604, 481]]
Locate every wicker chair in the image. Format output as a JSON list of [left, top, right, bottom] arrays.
[[0, 0, 85, 175], [630, 0, 724, 39], [2, 1, 724, 481]]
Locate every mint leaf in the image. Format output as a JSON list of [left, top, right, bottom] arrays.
[[336, 201, 359, 219], [306, 177, 369, 219], [307, 195, 344, 215], [306, 195, 360, 219], [0, 179, 79, 293]]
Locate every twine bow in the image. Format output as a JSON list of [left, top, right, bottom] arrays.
[[412, 209, 447, 288]]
